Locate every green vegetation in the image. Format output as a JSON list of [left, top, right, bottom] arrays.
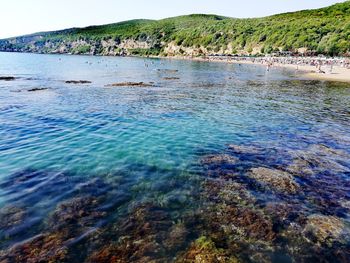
[[128, 48, 162, 56], [72, 44, 91, 54], [1, 1, 349, 56]]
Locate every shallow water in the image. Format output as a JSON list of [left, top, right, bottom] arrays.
[[0, 52, 349, 262]]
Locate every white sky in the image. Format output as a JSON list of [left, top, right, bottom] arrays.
[[0, 0, 345, 39]]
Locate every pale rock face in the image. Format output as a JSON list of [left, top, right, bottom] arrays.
[[58, 45, 68, 54], [119, 39, 151, 49], [163, 42, 181, 56], [298, 47, 308, 54], [1, 32, 268, 57], [164, 42, 210, 57], [252, 46, 263, 55]]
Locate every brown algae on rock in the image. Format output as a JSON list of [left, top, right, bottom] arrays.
[[0, 206, 26, 230], [0, 196, 105, 262], [201, 154, 238, 166], [303, 214, 348, 245], [0, 232, 69, 262], [247, 167, 299, 194], [0, 142, 349, 262], [287, 144, 350, 177], [176, 236, 240, 263], [228, 144, 261, 155]]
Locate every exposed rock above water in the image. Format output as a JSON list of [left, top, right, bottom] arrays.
[[65, 80, 92, 84], [105, 82, 155, 87], [0, 76, 16, 81], [163, 77, 180, 80], [27, 87, 49, 92]]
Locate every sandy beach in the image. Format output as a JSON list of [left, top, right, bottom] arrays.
[[164, 55, 350, 83], [236, 59, 350, 83]]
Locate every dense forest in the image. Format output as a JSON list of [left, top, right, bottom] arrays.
[[1, 1, 349, 57]]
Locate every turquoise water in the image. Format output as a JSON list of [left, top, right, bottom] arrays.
[[0, 52, 350, 262]]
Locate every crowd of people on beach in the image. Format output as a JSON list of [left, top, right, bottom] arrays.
[[205, 55, 350, 73]]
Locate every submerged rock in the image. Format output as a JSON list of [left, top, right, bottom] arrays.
[[0, 169, 79, 209], [308, 144, 349, 158], [87, 203, 174, 262], [228, 144, 261, 155], [247, 167, 299, 194], [48, 196, 106, 230], [280, 214, 350, 261], [201, 180, 255, 207], [200, 153, 239, 179], [264, 202, 304, 228], [202, 202, 276, 244], [175, 236, 240, 263], [286, 158, 315, 177], [0, 196, 105, 263], [196, 143, 350, 261], [164, 222, 189, 251], [287, 144, 350, 177], [0, 232, 69, 263], [285, 144, 350, 214], [201, 154, 238, 166], [0, 206, 26, 230], [303, 214, 348, 245]]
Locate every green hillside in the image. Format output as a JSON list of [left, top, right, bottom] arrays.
[[1, 1, 350, 56]]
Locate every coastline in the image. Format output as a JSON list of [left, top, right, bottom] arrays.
[[158, 55, 350, 83], [1, 51, 350, 83]]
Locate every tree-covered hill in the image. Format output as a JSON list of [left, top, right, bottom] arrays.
[[1, 1, 349, 57]]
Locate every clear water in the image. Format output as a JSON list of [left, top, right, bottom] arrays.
[[0, 52, 349, 262]]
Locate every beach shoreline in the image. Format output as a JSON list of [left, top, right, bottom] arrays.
[[157, 55, 350, 83]]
